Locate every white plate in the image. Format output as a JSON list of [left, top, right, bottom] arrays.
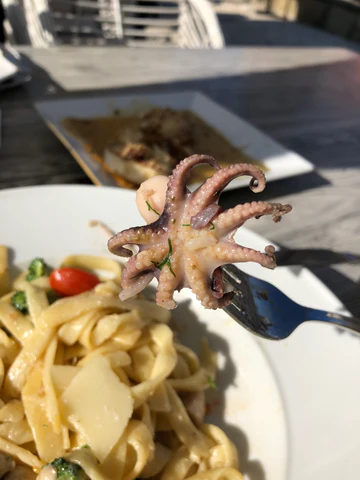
[[1, 185, 358, 480], [35, 91, 314, 189]]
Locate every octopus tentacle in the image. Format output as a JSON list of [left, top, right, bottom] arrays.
[[108, 227, 161, 257], [214, 201, 292, 237], [190, 163, 266, 215], [122, 246, 169, 282], [156, 269, 179, 310], [207, 243, 276, 270], [119, 246, 170, 301], [185, 252, 233, 309], [155, 251, 182, 309], [164, 155, 220, 216], [120, 270, 155, 301]]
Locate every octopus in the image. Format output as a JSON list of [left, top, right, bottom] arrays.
[[108, 154, 292, 310]]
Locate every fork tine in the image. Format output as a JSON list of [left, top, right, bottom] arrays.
[[222, 263, 248, 286], [223, 265, 275, 338]]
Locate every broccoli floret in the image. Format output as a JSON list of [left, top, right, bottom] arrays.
[[50, 458, 85, 480], [26, 257, 51, 282], [10, 291, 28, 314]]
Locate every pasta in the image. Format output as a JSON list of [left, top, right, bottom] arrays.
[[0, 247, 244, 480]]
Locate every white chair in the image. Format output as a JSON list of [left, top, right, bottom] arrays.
[[120, 0, 180, 47], [121, 0, 224, 48], [4, 0, 224, 48], [178, 0, 225, 48], [4, 0, 123, 46]]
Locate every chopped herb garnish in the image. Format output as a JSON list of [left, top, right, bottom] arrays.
[[145, 200, 160, 216], [208, 376, 217, 390], [210, 222, 215, 231], [81, 444, 90, 449], [182, 223, 191, 227], [168, 263, 176, 277], [152, 239, 176, 277]]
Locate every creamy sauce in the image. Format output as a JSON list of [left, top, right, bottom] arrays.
[[136, 175, 168, 223]]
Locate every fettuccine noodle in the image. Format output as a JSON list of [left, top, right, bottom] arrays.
[[0, 246, 244, 480]]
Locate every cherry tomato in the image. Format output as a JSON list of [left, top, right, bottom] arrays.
[[49, 267, 100, 296]]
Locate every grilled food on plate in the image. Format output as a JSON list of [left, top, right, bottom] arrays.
[[63, 107, 262, 189]]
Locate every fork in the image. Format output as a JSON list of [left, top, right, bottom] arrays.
[[222, 264, 360, 340]]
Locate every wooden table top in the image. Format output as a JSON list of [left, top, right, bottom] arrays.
[[1, 44, 360, 316]]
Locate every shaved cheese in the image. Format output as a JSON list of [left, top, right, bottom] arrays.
[[60, 357, 133, 462], [50, 366, 81, 396]]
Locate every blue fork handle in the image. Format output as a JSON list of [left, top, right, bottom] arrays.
[[305, 308, 360, 334]]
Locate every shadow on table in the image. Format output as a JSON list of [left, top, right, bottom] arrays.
[[310, 266, 360, 318], [273, 242, 360, 318], [217, 12, 360, 52], [19, 53, 66, 96], [220, 170, 329, 208]]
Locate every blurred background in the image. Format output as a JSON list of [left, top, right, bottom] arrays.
[[1, 0, 360, 46]]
